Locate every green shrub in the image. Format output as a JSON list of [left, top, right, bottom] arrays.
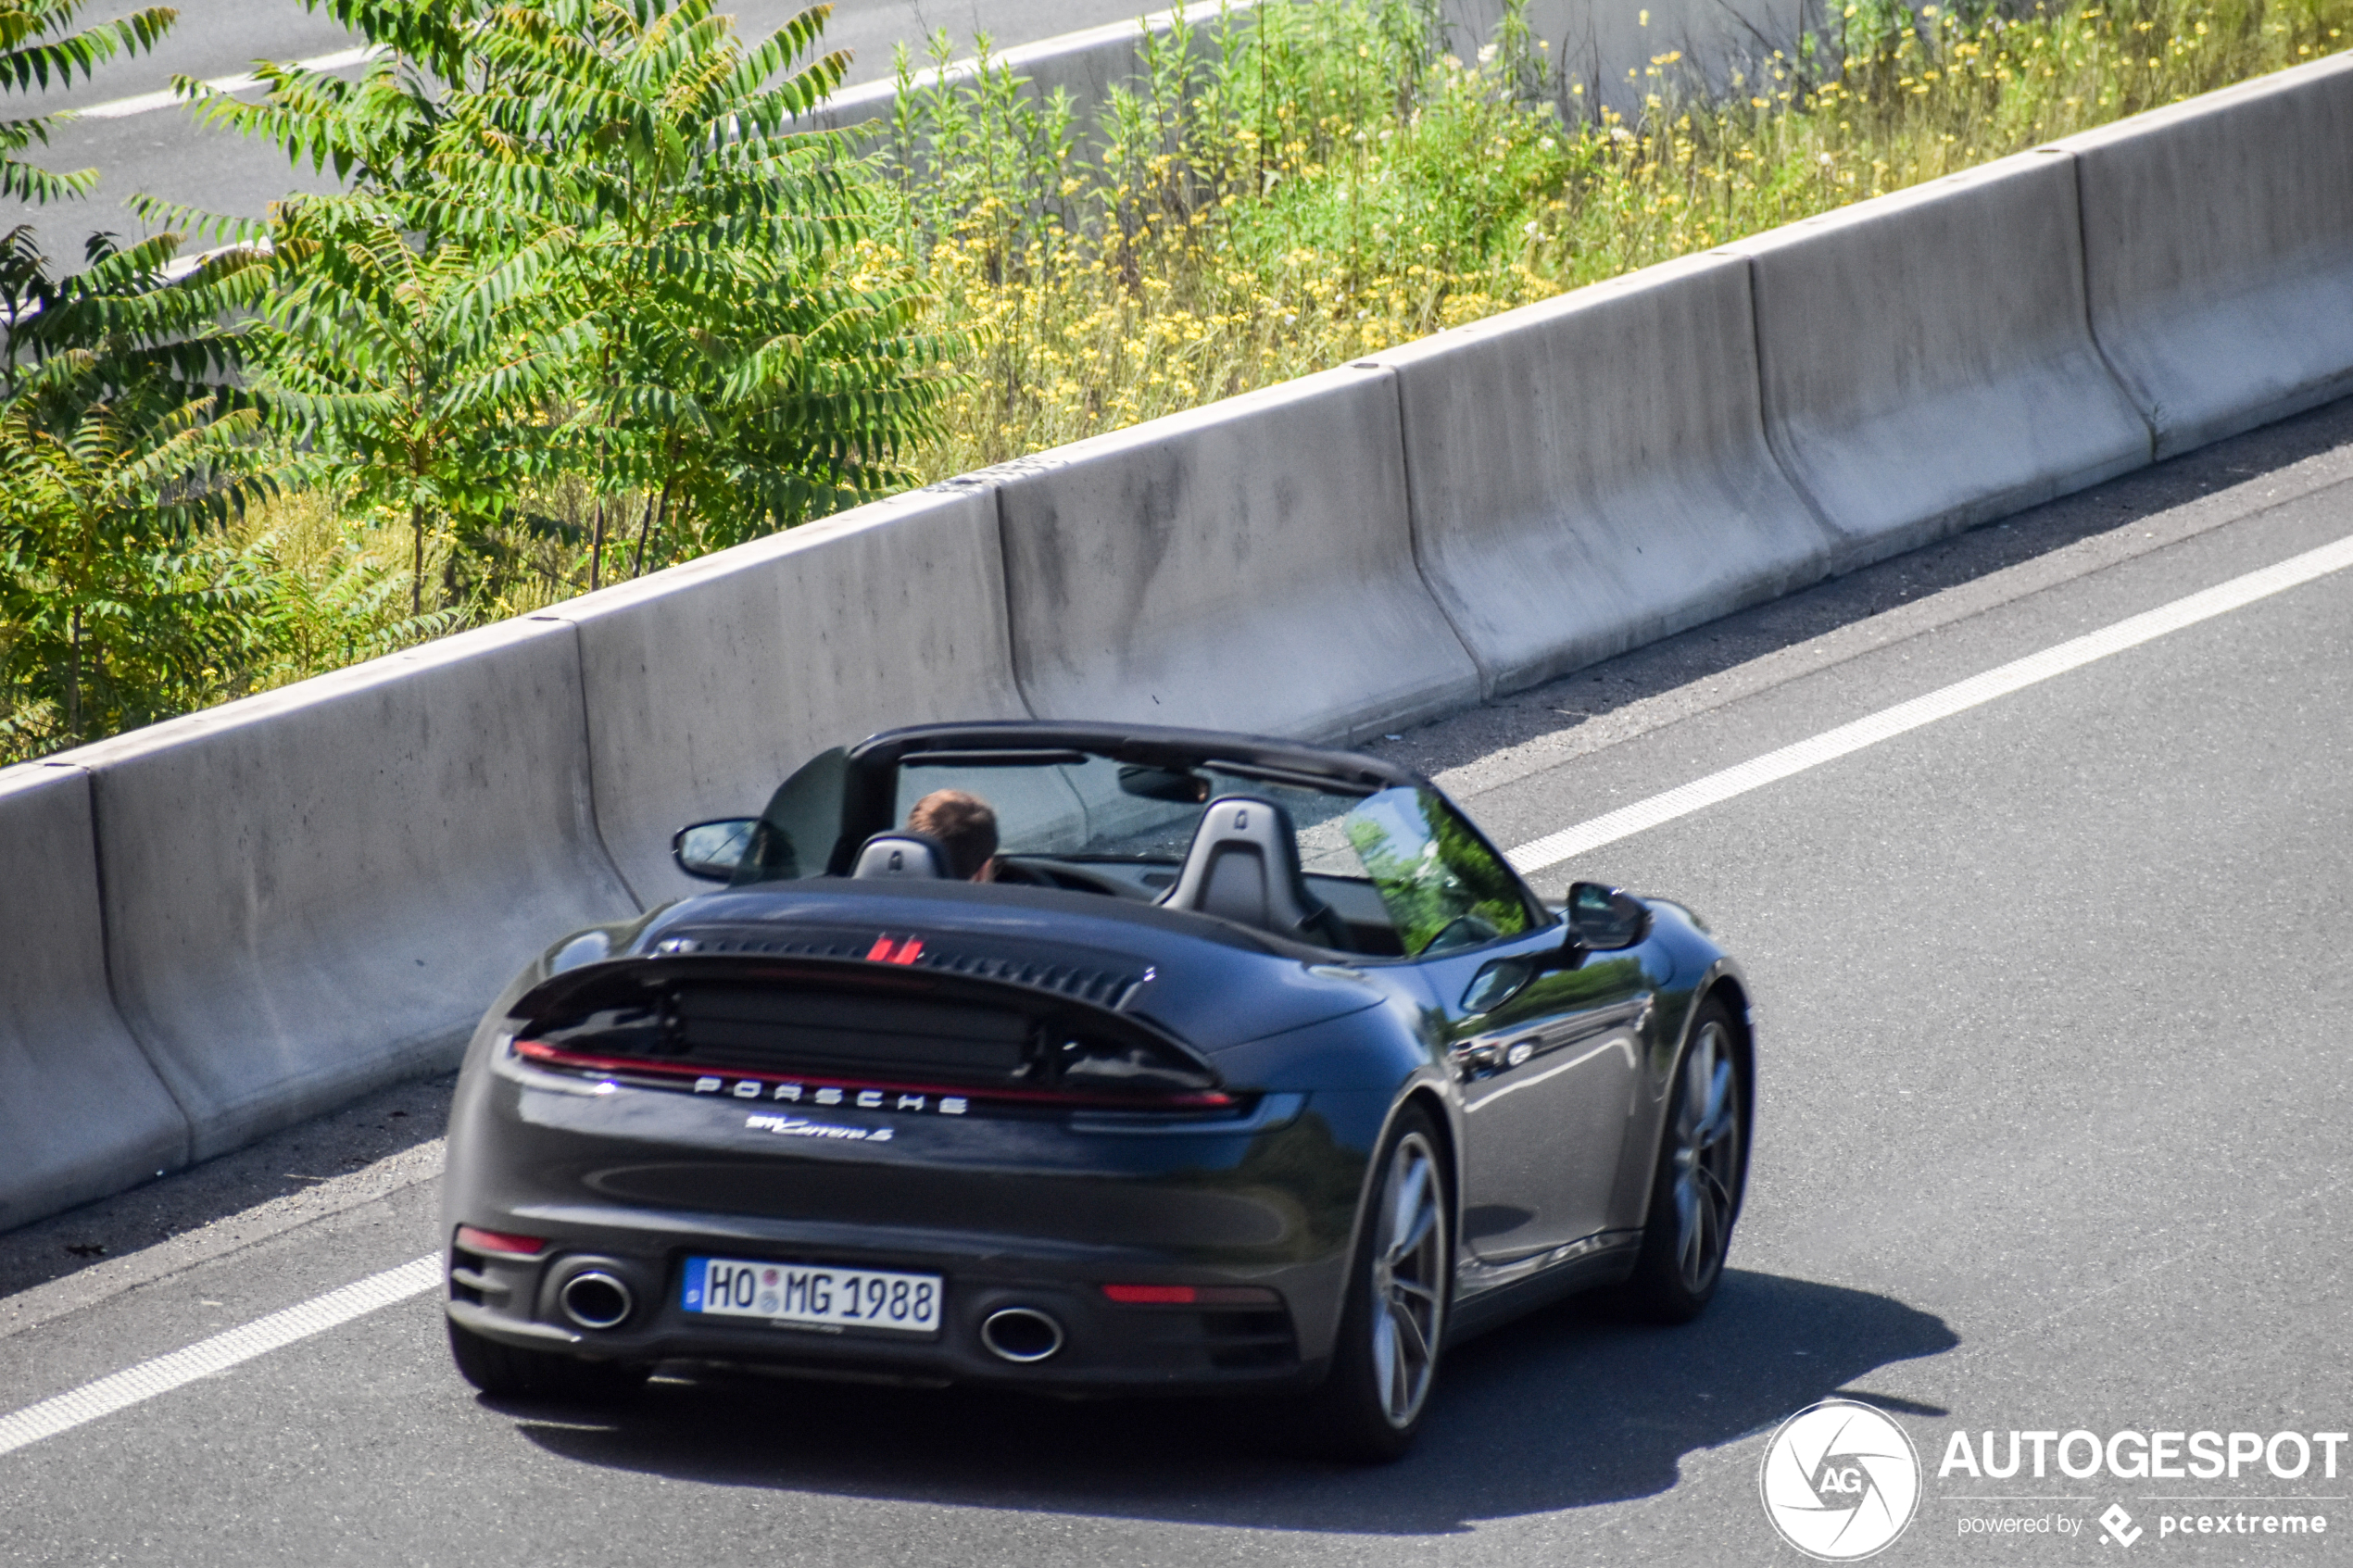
[[883, 0, 2352, 480]]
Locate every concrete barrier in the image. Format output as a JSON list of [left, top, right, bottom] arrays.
[[2059, 55, 2353, 459], [550, 483, 1031, 906], [1729, 148, 2152, 566], [76, 619, 637, 1161], [0, 764, 190, 1227], [1377, 252, 1837, 697], [992, 363, 1480, 742]]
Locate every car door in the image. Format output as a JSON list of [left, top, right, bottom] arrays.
[[1424, 941, 1650, 1260], [1340, 786, 1647, 1261]]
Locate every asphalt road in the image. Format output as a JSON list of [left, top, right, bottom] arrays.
[[6, 397, 2353, 1565], [0, 0, 1178, 259]]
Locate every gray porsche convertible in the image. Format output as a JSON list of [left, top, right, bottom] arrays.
[[440, 721, 1754, 1460]]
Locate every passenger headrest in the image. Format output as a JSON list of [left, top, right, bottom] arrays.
[[851, 832, 951, 880], [1158, 796, 1347, 948]]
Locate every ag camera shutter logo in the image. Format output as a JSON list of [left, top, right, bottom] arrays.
[[1759, 1399, 1923, 1560]]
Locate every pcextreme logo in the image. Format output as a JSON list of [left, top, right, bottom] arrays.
[[1759, 1399, 1924, 1561]]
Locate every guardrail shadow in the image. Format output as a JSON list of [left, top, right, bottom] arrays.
[[505, 1268, 1957, 1535], [0, 1073, 454, 1306]]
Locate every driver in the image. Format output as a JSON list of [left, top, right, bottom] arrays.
[[905, 789, 999, 881]]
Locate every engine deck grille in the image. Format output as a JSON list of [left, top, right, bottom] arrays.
[[659, 926, 1148, 1010], [674, 985, 1031, 1080]]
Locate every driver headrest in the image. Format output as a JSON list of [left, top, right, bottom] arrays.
[[851, 832, 950, 880]]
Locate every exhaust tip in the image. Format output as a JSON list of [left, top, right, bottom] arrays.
[[979, 1306, 1065, 1363], [560, 1270, 635, 1331]]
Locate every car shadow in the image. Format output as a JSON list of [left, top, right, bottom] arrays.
[[503, 1268, 1957, 1535]]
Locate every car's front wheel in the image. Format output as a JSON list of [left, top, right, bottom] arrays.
[[1294, 1105, 1450, 1462], [1621, 995, 1746, 1323], [447, 1318, 649, 1402]]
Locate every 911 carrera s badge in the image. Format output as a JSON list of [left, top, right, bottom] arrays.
[[744, 1113, 894, 1142]]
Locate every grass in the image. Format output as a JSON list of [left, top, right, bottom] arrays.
[[882, 0, 2353, 479]]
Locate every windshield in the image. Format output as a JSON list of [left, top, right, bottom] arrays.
[[893, 754, 1366, 868], [743, 743, 1538, 958]]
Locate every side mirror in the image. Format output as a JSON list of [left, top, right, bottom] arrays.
[[673, 818, 758, 883], [1565, 882, 1650, 951]]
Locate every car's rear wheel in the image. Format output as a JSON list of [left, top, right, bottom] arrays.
[[1621, 996, 1745, 1323], [447, 1318, 649, 1402], [1294, 1104, 1449, 1462]]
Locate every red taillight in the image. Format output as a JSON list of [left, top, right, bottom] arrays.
[[455, 1225, 547, 1258], [1100, 1284, 1283, 1307], [1103, 1284, 1198, 1305]]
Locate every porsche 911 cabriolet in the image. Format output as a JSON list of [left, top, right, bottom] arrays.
[[440, 721, 1752, 1460]]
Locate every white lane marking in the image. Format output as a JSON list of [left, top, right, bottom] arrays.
[[1508, 532, 2353, 874], [76, 44, 385, 119], [0, 1254, 436, 1460]]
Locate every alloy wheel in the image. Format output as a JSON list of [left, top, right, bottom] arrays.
[[1367, 1130, 1446, 1429], [1671, 1019, 1742, 1294]]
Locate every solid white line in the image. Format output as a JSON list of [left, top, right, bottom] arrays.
[[76, 44, 385, 119], [0, 1254, 437, 1460], [1506, 532, 2353, 875]]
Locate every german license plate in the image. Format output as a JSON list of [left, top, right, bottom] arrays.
[[683, 1256, 941, 1335]]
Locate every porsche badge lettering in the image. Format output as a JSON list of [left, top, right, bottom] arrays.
[[697, 1076, 968, 1116]]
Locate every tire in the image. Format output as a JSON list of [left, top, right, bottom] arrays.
[[1293, 1105, 1451, 1462], [1620, 995, 1746, 1324], [447, 1318, 649, 1402]]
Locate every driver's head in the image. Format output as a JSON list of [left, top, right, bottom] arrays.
[[906, 789, 999, 881]]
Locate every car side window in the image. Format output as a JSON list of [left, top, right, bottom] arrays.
[[1341, 787, 1534, 956], [738, 746, 849, 883]]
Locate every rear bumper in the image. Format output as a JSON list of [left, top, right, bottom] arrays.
[[440, 1056, 1391, 1391], [443, 1216, 1333, 1393]]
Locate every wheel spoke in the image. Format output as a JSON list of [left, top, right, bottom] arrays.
[[1699, 1163, 1735, 1223], [1389, 1297, 1433, 1367], [1390, 1200, 1437, 1263], [1390, 1156, 1429, 1246], [1698, 1059, 1735, 1144]]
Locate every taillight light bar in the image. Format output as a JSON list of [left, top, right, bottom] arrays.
[[510, 1037, 1237, 1111], [455, 1225, 547, 1258], [1101, 1284, 1281, 1307]]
